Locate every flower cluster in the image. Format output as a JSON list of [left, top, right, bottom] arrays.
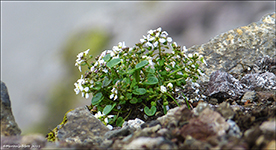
[[74, 27, 206, 127]]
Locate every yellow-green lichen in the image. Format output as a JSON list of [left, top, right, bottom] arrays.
[[46, 109, 74, 142]]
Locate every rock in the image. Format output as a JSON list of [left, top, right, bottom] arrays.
[[157, 105, 192, 129], [104, 126, 131, 140], [206, 70, 245, 100], [226, 119, 241, 138], [180, 107, 229, 141], [122, 136, 176, 149], [241, 91, 257, 103], [254, 55, 276, 74], [56, 106, 109, 146], [240, 71, 276, 91], [1, 81, 21, 136], [187, 12, 275, 80], [1, 134, 46, 150], [122, 118, 144, 133], [215, 102, 235, 119], [259, 119, 276, 133]]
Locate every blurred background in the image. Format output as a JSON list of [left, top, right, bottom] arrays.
[[1, 1, 275, 135]]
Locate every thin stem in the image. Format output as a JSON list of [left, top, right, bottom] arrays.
[[165, 93, 179, 106]]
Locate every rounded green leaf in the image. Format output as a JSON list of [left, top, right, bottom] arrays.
[[91, 92, 103, 105], [130, 97, 138, 104], [135, 60, 149, 69], [144, 76, 158, 85], [103, 54, 111, 62], [103, 105, 113, 115], [103, 77, 112, 87], [133, 88, 147, 95], [144, 106, 156, 116], [116, 117, 124, 127], [107, 58, 121, 68]]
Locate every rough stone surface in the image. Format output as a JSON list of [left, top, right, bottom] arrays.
[[180, 107, 229, 141], [1, 134, 46, 150], [241, 91, 257, 103], [122, 118, 145, 133], [56, 106, 109, 146], [1, 81, 21, 136], [206, 70, 245, 100], [240, 71, 276, 91], [187, 12, 275, 81]]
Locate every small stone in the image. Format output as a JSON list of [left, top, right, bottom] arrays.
[[241, 71, 276, 91], [122, 118, 144, 133], [241, 91, 257, 103], [180, 108, 229, 141], [227, 119, 241, 138], [215, 102, 235, 120], [259, 119, 276, 133], [206, 70, 245, 101], [104, 126, 131, 140]]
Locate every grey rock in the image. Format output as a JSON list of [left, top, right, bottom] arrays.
[[206, 70, 245, 100], [241, 71, 276, 91], [104, 126, 131, 140], [122, 118, 144, 133], [241, 91, 257, 103], [1, 134, 46, 150], [227, 119, 241, 138], [259, 119, 276, 133], [56, 106, 109, 146], [1, 81, 11, 107], [215, 101, 235, 120], [0, 81, 21, 136], [187, 12, 275, 81], [122, 136, 176, 149]]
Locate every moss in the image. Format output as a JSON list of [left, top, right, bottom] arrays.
[[46, 109, 74, 142]]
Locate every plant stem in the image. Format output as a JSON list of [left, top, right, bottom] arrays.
[[166, 93, 179, 106]]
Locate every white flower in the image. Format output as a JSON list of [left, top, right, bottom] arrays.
[[170, 61, 176, 68], [140, 38, 146, 43], [182, 46, 188, 52], [160, 31, 168, 38], [160, 85, 167, 93], [188, 53, 193, 58], [107, 125, 113, 130], [110, 94, 114, 99], [156, 27, 162, 32], [148, 29, 154, 35], [94, 111, 105, 119], [153, 41, 158, 47], [167, 37, 172, 42], [167, 83, 173, 89], [85, 93, 89, 99], [159, 38, 166, 43], [84, 87, 89, 92], [74, 75, 85, 94]]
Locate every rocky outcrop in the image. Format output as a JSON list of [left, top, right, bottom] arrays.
[[187, 12, 275, 81], [1, 81, 21, 136]]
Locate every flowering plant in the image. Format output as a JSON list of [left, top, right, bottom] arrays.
[[74, 27, 205, 128]]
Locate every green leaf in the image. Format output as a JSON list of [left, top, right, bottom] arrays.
[[135, 60, 149, 69], [130, 97, 138, 104], [103, 54, 111, 62], [158, 59, 164, 66], [103, 104, 115, 115], [102, 77, 112, 87], [116, 117, 124, 127], [144, 76, 158, 85], [133, 88, 147, 95], [106, 58, 121, 68], [144, 106, 156, 116], [91, 92, 103, 105], [126, 93, 132, 100], [146, 67, 155, 74]]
